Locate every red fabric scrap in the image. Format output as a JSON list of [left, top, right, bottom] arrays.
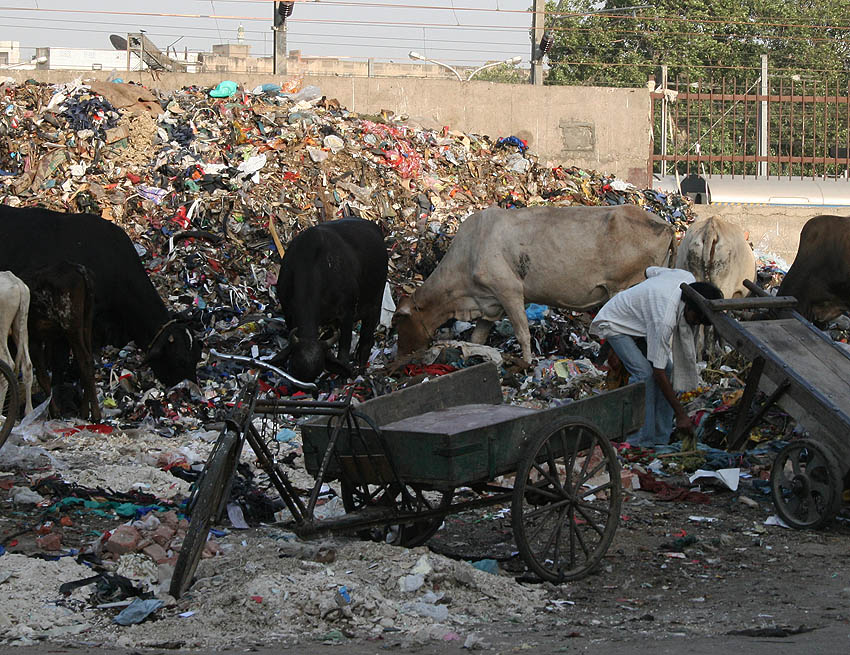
[[403, 364, 457, 377], [55, 424, 114, 437], [636, 471, 711, 504]]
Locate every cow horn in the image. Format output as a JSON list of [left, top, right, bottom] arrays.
[[321, 329, 339, 348]]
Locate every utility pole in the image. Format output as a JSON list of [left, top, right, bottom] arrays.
[[273, 1, 290, 75], [531, 0, 546, 85], [758, 54, 768, 177]]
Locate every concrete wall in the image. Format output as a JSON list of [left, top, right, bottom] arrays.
[[2, 70, 653, 186], [692, 205, 850, 267]]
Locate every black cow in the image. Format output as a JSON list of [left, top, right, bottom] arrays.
[[274, 218, 388, 382], [0, 206, 201, 386], [779, 214, 850, 324]]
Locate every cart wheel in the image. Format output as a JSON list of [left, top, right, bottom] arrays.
[[341, 481, 453, 547], [0, 360, 18, 452], [770, 438, 842, 530], [170, 428, 241, 599], [512, 417, 621, 582]]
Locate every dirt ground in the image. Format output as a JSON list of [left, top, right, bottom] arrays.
[[3, 449, 850, 652]]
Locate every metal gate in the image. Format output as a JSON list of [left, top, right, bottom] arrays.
[[649, 67, 850, 181]]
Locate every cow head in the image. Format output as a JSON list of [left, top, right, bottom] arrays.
[[287, 330, 351, 382], [393, 295, 430, 355], [146, 317, 203, 387]]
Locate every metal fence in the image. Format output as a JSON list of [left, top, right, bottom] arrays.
[[650, 64, 850, 180]]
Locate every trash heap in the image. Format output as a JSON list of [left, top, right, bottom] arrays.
[[0, 76, 698, 425]]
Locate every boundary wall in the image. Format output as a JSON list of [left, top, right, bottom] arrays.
[[691, 205, 850, 267], [4, 70, 653, 186]]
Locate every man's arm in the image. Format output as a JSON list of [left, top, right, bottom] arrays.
[[652, 367, 695, 433]]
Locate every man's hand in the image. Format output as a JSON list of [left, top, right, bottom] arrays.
[[675, 413, 695, 434]]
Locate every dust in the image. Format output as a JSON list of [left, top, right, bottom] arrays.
[[0, 554, 97, 642]]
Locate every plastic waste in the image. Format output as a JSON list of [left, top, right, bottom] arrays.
[[525, 303, 547, 321], [113, 597, 165, 625], [210, 81, 238, 98]]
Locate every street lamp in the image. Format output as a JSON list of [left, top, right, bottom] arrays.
[[409, 51, 522, 82], [2, 55, 47, 69]]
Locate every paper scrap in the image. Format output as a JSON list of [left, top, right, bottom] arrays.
[[765, 515, 791, 529], [688, 468, 740, 492]]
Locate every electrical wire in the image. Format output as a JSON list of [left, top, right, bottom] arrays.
[[4, 4, 850, 34]]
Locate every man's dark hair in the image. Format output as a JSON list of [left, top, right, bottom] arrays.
[[683, 282, 723, 325]]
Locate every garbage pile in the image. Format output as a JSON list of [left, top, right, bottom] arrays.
[[0, 76, 699, 425]]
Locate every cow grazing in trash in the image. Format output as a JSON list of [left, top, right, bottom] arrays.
[[274, 218, 388, 382], [675, 216, 755, 358], [0, 206, 201, 387], [675, 216, 756, 299], [21, 262, 101, 421], [394, 204, 677, 365], [0, 271, 34, 415], [779, 214, 850, 324]]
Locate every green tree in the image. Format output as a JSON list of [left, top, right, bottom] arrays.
[[474, 62, 531, 84], [544, 0, 850, 87]]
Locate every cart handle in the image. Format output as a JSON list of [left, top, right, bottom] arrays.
[[209, 349, 318, 392], [680, 282, 798, 312]]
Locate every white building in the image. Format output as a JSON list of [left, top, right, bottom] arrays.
[[34, 47, 199, 73], [0, 41, 22, 66]]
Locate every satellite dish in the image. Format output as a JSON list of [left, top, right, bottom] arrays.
[[109, 34, 129, 51]]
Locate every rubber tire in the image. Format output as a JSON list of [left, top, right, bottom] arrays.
[[512, 416, 621, 582], [0, 359, 18, 452], [170, 428, 240, 599], [770, 438, 842, 530]]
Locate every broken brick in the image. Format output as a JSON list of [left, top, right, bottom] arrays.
[[105, 524, 141, 555], [36, 533, 62, 551]]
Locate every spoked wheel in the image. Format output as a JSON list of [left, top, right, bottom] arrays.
[[512, 417, 621, 582], [341, 480, 453, 547], [0, 359, 19, 452], [170, 428, 241, 599], [770, 438, 842, 529]]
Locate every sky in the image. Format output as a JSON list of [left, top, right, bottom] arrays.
[[0, 1, 536, 67]]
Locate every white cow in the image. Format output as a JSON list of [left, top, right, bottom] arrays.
[[394, 204, 677, 365], [675, 216, 756, 298], [0, 272, 34, 416]]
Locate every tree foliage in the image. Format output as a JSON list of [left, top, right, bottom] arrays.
[[544, 0, 850, 87]]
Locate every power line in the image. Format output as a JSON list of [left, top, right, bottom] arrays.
[[0, 1, 850, 31], [6, 4, 850, 33]]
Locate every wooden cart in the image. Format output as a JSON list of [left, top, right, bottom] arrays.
[[681, 281, 850, 529], [171, 360, 644, 597]]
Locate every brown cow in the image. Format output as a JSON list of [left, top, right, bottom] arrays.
[[394, 204, 677, 364], [675, 216, 756, 298], [779, 214, 850, 323], [22, 262, 101, 421]]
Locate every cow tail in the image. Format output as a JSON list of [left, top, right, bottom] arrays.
[[702, 221, 719, 284], [665, 231, 678, 268]]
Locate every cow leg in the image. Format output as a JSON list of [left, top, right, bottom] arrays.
[[12, 291, 34, 415], [354, 307, 381, 369], [67, 328, 100, 422], [30, 339, 57, 417], [470, 320, 494, 345], [494, 291, 534, 365], [337, 314, 355, 364]]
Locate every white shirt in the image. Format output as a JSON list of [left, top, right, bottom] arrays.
[[590, 267, 696, 369]]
